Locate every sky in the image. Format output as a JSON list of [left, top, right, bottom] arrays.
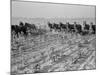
[[11, 1, 96, 18]]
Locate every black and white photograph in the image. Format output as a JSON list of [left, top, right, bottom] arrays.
[[11, 0, 96, 75]]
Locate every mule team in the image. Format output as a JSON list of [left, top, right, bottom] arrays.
[[48, 21, 96, 36], [11, 22, 37, 37]]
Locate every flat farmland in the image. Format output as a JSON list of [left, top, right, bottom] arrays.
[[11, 31, 96, 74]]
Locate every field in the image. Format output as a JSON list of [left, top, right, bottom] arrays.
[[11, 28, 96, 75]]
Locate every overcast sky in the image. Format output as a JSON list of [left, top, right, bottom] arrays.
[[11, 1, 95, 18]]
